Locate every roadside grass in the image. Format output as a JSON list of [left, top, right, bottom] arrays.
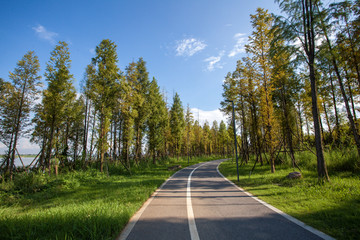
[[0, 155, 221, 240], [219, 156, 360, 240]]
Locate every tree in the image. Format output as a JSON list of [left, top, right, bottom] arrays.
[[147, 78, 168, 164], [211, 120, 219, 155], [0, 80, 18, 173], [247, 8, 277, 173], [270, 34, 300, 169], [218, 120, 229, 157], [133, 58, 151, 162], [120, 63, 138, 169], [169, 93, 185, 159], [275, 0, 330, 181], [316, 2, 360, 157], [42, 41, 76, 174], [90, 39, 120, 172], [5, 51, 41, 179], [184, 105, 194, 161]]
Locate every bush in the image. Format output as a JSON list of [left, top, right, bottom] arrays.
[[13, 172, 48, 193], [326, 148, 359, 173], [295, 151, 317, 171]]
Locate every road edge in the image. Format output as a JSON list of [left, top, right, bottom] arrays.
[[216, 161, 335, 240], [116, 162, 207, 240], [116, 167, 186, 240]]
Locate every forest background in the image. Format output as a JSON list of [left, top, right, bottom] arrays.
[[1, 0, 360, 239]]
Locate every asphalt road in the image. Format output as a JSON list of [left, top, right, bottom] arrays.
[[117, 159, 333, 240]]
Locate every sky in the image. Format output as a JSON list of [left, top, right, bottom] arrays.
[[0, 0, 281, 154]]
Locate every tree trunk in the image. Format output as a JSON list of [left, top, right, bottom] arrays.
[[345, 71, 357, 121], [9, 77, 29, 180], [323, 101, 332, 143], [329, 72, 341, 144], [304, 0, 329, 181], [89, 108, 97, 163], [82, 98, 89, 164], [46, 116, 56, 175], [99, 110, 105, 173]]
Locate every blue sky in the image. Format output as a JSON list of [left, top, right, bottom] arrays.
[[0, 0, 281, 153]]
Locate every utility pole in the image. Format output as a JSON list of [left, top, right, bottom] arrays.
[[225, 100, 239, 182]]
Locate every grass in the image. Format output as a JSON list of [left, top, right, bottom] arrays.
[[219, 156, 360, 240], [0, 155, 221, 240]]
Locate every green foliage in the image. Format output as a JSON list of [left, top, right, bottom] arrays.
[[39, 41, 76, 169], [0, 51, 41, 178], [12, 172, 47, 194], [170, 93, 185, 158], [147, 78, 168, 162], [90, 39, 120, 171]]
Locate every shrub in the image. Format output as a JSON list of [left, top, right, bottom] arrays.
[[13, 172, 47, 193]]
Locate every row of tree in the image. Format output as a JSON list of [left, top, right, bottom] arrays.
[[0, 40, 234, 179], [221, 0, 360, 181]]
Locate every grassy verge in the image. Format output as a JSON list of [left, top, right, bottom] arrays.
[[0, 155, 221, 240], [219, 159, 360, 240]]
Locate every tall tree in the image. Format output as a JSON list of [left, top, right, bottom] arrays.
[[184, 105, 194, 161], [275, 0, 330, 181], [0, 80, 18, 173], [147, 78, 168, 164], [90, 39, 120, 172], [247, 8, 277, 172], [4, 51, 41, 179], [316, 2, 360, 157], [120, 63, 138, 169], [270, 35, 300, 169], [169, 93, 185, 159], [42, 41, 76, 174], [133, 58, 151, 162]]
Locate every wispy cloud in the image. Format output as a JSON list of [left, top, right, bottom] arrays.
[[89, 48, 96, 55], [204, 51, 225, 71], [175, 38, 207, 57], [32, 25, 58, 44], [228, 33, 247, 57]]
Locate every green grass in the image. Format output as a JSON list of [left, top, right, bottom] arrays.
[[0, 155, 221, 240], [219, 159, 360, 240]]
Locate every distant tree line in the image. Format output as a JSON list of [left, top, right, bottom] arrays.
[[221, 0, 360, 181], [0, 40, 233, 179]]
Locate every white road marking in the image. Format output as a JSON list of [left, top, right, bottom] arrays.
[[216, 161, 335, 240], [117, 162, 208, 240], [186, 164, 204, 240]]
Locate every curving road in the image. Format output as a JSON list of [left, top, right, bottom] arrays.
[[117, 159, 333, 240]]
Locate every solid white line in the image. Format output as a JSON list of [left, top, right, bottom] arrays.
[[116, 169, 186, 240], [187, 165, 202, 240], [215, 161, 335, 240]]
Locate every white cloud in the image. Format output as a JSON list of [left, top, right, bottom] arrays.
[[204, 51, 225, 71], [175, 38, 207, 57], [228, 33, 247, 57], [89, 48, 96, 55], [191, 108, 228, 126], [32, 24, 58, 44]]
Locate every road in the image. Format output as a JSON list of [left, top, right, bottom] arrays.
[[117, 159, 333, 240]]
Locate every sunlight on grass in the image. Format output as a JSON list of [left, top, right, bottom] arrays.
[[219, 160, 360, 240], [0, 156, 220, 240]]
